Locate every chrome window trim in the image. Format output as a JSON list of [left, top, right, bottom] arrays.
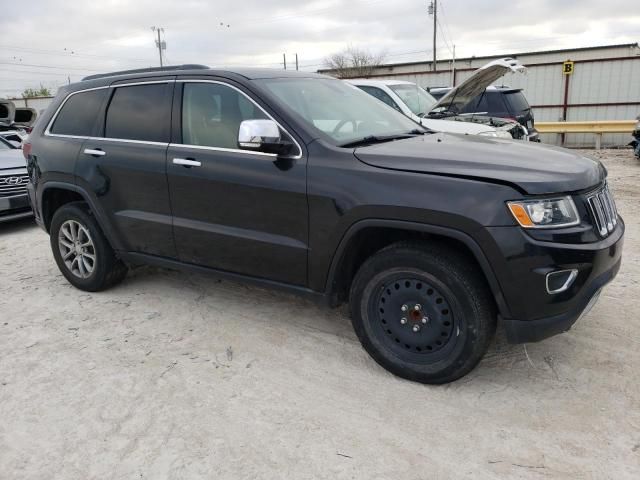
[[44, 80, 175, 139], [168, 142, 277, 158], [177, 79, 303, 160], [86, 136, 168, 147]]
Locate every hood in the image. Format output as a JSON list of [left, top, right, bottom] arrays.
[[354, 133, 603, 195], [420, 117, 496, 135], [432, 58, 526, 114], [0, 148, 26, 171], [1, 99, 16, 126]]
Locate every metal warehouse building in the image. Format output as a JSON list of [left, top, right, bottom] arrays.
[[320, 43, 640, 148]]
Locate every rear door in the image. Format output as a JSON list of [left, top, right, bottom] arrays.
[[166, 79, 308, 285], [75, 79, 176, 257]]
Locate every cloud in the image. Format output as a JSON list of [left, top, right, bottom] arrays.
[[0, 0, 637, 97]]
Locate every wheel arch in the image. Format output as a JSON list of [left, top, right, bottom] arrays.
[[324, 219, 511, 318], [40, 182, 123, 251]]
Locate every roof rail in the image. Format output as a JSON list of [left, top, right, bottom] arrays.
[[82, 64, 209, 81]]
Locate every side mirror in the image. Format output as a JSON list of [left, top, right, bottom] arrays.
[[238, 119, 291, 155]]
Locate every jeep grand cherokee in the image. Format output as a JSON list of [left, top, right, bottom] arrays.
[[25, 65, 624, 384]]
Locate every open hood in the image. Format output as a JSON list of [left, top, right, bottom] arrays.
[[432, 58, 527, 114], [12, 107, 37, 128], [0, 99, 16, 126]]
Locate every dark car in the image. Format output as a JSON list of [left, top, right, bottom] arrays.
[[429, 85, 539, 141], [25, 65, 623, 384], [0, 137, 32, 222]]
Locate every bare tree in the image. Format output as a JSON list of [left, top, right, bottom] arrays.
[[323, 46, 386, 78]]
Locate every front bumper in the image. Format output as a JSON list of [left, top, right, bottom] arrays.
[[0, 193, 32, 223], [486, 221, 624, 344]]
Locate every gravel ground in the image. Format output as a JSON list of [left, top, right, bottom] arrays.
[[1, 149, 639, 479]]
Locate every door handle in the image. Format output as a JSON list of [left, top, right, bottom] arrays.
[[83, 148, 106, 157], [173, 158, 201, 167]]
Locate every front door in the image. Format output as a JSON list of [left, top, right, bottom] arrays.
[[167, 80, 308, 286]]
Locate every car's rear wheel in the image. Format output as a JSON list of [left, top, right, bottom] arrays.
[[50, 203, 127, 291], [349, 242, 496, 384]]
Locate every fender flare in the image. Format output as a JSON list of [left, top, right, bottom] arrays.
[[324, 219, 511, 318], [40, 181, 124, 251]]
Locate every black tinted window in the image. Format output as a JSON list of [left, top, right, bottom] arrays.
[[50, 89, 107, 136], [504, 91, 530, 114], [105, 84, 170, 142]]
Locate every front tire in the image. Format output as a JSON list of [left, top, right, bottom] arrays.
[[50, 203, 127, 292], [349, 242, 496, 384]]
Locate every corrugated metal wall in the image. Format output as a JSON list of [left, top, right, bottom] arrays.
[[333, 44, 640, 148], [8, 96, 54, 115]]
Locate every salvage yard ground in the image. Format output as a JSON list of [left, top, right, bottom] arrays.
[[1, 150, 639, 479]]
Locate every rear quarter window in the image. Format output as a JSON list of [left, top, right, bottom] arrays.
[[504, 91, 530, 114], [104, 83, 171, 142], [50, 89, 108, 136]]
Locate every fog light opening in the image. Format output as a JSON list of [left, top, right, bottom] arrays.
[[546, 269, 578, 294]]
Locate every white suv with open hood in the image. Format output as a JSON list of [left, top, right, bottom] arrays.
[[349, 58, 528, 140]]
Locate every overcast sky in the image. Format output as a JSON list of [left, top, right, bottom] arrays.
[[1, 0, 638, 97]]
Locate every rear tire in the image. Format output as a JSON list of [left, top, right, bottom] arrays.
[[349, 241, 496, 384], [50, 203, 127, 292]]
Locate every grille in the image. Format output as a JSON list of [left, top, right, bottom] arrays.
[[0, 173, 29, 198], [587, 184, 618, 237]]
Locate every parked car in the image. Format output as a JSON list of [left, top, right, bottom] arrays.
[[429, 85, 539, 141], [0, 137, 32, 222], [350, 58, 530, 140], [0, 130, 28, 148], [630, 115, 640, 159], [26, 66, 623, 384], [349, 79, 522, 139]]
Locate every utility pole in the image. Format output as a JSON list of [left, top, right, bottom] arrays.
[[283, 53, 287, 70], [151, 26, 166, 67], [428, 1, 437, 71], [451, 44, 456, 87], [295, 53, 299, 71]]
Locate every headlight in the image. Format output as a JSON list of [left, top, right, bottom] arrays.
[[507, 196, 580, 228], [478, 130, 511, 139]]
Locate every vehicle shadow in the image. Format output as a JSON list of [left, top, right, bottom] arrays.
[[0, 217, 37, 234]]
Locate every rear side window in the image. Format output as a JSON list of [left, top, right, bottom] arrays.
[[504, 91, 530, 114], [105, 84, 170, 142], [50, 89, 107, 136]]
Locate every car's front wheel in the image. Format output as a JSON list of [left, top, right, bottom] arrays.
[[349, 242, 496, 384], [50, 203, 127, 291]]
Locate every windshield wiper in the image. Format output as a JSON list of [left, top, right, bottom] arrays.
[[339, 131, 425, 148]]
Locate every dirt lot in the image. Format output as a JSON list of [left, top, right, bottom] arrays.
[[1, 149, 639, 479]]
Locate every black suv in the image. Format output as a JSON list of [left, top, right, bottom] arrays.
[[429, 86, 539, 142], [25, 66, 623, 384]]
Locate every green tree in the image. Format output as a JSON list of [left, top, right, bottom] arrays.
[[22, 84, 52, 98]]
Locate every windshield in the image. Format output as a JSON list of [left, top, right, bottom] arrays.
[[255, 78, 425, 145], [389, 84, 437, 116]]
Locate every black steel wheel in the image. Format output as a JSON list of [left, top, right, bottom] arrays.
[[350, 242, 496, 384]]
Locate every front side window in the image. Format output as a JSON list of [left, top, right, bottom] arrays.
[[256, 78, 422, 145], [358, 86, 402, 112], [182, 83, 268, 149], [105, 84, 170, 142], [50, 89, 108, 136], [388, 84, 437, 117]]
